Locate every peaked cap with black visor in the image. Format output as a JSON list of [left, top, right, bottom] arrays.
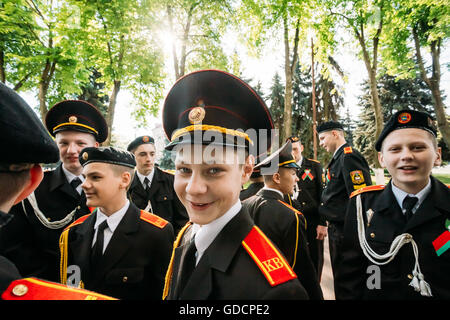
[[163, 69, 274, 157], [45, 100, 108, 143], [254, 140, 300, 175]]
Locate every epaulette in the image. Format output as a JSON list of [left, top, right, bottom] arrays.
[[447, 184, 450, 189], [63, 214, 91, 231], [140, 210, 169, 229], [307, 158, 320, 164], [1, 277, 117, 300], [344, 146, 353, 154], [242, 226, 297, 286], [277, 200, 303, 216], [350, 185, 385, 198], [162, 169, 175, 175]]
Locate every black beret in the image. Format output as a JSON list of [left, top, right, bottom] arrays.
[[79, 147, 136, 168], [286, 136, 300, 143], [127, 135, 155, 152], [162, 69, 274, 158], [255, 140, 300, 175], [0, 82, 59, 171], [316, 121, 343, 133], [375, 109, 437, 151], [45, 100, 108, 143]]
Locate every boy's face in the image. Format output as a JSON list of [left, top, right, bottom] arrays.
[[174, 146, 253, 225], [277, 167, 299, 195], [378, 128, 441, 193], [55, 131, 98, 174], [291, 141, 303, 163], [81, 162, 129, 211], [133, 143, 156, 176], [318, 131, 337, 153]]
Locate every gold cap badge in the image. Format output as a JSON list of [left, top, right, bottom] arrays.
[[82, 152, 89, 160], [68, 115, 78, 123], [188, 106, 206, 124]]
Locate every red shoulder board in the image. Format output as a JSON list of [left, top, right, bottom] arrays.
[[344, 146, 353, 154], [242, 226, 297, 286], [350, 185, 385, 198], [63, 214, 90, 231], [277, 200, 303, 216], [447, 184, 450, 189], [1, 278, 117, 300], [140, 210, 169, 229]]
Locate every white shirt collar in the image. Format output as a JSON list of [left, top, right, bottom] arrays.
[[62, 165, 84, 194], [261, 186, 284, 198], [136, 169, 155, 188], [94, 199, 130, 232], [296, 156, 303, 167], [391, 179, 431, 214], [191, 200, 242, 265]]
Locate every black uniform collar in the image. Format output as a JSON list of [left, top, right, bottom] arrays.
[[0, 210, 13, 228], [256, 188, 284, 201]]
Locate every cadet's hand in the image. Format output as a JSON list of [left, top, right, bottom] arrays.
[[316, 225, 327, 240]]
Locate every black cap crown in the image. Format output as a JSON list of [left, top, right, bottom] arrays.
[[316, 121, 343, 134], [127, 135, 155, 152], [375, 109, 437, 151], [255, 140, 300, 175], [45, 100, 108, 143], [162, 69, 274, 158], [79, 147, 136, 168], [0, 82, 59, 171]]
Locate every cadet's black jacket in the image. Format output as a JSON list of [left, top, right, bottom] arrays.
[[319, 143, 372, 223], [62, 202, 174, 300], [239, 181, 264, 201], [243, 189, 324, 300], [165, 207, 308, 300], [336, 177, 450, 300], [0, 164, 90, 281], [0, 210, 21, 295], [128, 167, 188, 233]]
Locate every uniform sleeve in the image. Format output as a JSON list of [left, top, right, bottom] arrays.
[[341, 154, 372, 196], [313, 162, 326, 226], [334, 196, 368, 299]]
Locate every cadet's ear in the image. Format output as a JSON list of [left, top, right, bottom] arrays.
[[433, 147, 442, 167], [14, 164, 43, 205], [241, 154, 254, 185]]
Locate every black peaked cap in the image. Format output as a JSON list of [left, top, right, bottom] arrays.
[[45, 100, 108, 143], [162, 69, 274, 158], [255, 140, 300, 175]]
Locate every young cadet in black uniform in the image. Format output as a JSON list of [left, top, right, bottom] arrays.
[[0, 100, 107, 282], [0, 83, 115, 300], [317, 121, 372, 282], [336, 110, 450, 300], [243, 140, 324, 300], [127, 135, 188, 233], [162, 69, 308, 300], [59, 147, 174, 299], [286, 135, 327, 279]]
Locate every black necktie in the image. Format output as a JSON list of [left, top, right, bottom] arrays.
[[70, 177, 82, 192], [403, 196, 418, 221], [144, 177, 150, 191], [178, 237, 197, 295], [91, 220, 108, 268]]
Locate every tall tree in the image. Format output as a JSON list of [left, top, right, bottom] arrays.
[[77, 0, 165, 145], [327, 0, 390, 166], [163, 0, 233, 80]]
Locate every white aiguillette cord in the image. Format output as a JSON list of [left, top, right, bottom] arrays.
[[356, 194, 432, 297], [23, 192, 77, 229]]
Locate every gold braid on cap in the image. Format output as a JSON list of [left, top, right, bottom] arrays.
[[171, 124, 253, 145]]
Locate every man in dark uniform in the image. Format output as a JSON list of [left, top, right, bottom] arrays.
[[127, 135, 188, 233], [59, 147, 174, 300], [239, 167, 264, 201], [0, 100, 107, 282], [243, 140, 323, 300], [336, 110, 449, 299], [286, 136, 327, 279], [0, 82, 115, 300], [162, 69, 308, 300], [317, 121, 372, 284]]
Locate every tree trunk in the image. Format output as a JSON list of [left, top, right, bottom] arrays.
[[413, 29, 450, 146], [103, 79, 121, 146], [38, 59, 56, 120], [0, 49, 5, 83]]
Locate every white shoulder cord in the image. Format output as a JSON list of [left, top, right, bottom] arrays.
[[144, 200, 153, 213], [22, 192, 77, 229], [356, 194, 432, 297]]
